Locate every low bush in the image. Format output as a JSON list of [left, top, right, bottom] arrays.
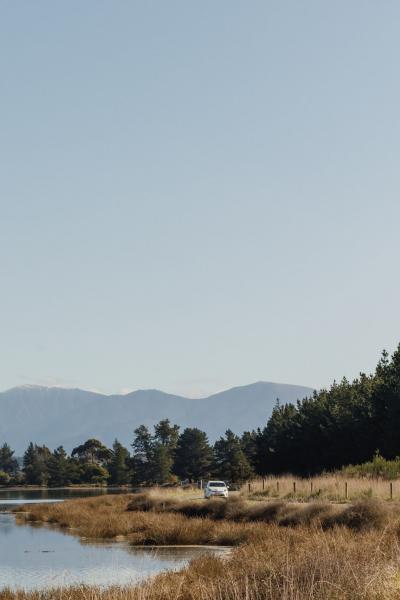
[[326, 499, 390, 531], [342, 453, 400, 480]]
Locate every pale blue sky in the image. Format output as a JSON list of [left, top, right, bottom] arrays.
[[1, 1, 399, 396]]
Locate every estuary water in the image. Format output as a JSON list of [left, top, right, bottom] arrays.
[[0, 487, 122, 507], [0, 490, 229, 591]]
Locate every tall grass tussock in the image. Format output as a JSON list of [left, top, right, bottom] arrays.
[[127, 491, 390, 531]]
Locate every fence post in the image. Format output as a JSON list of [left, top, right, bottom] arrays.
[[262, 478, 265, 491], [310, 481, 313, 494], [390, 482, 393, 500], [277, 481, 280, 495], [248, 482, 251, 494], [345, 482, 348, 500], [293, 481, 296, 494]]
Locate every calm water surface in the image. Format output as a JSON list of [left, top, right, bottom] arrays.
[[0, 487, 122, 507], [0, 490, 229, 591]]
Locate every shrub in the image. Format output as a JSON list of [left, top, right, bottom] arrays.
[[342, 452, 400, 480], [324, 499, 390, 531]]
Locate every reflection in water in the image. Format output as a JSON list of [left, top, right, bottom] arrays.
[[0, 494, 230, 591]]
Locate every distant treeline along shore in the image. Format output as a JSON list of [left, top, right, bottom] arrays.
[[1, 345, 400, 487]]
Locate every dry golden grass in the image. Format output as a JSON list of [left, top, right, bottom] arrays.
[[18, 492, 392, 541], [8, 493, 400, 599], [244, 474, 400, 502], [16, 494, 256, 545], [127, 491, 392, 531]]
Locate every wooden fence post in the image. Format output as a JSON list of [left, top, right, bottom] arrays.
[[248, 482, 251, 494], [293, 481, 296, 494], [277, 481, 280, 495], [310, 481, 313, 494], [262, 478, 265, 491], [390, 482, 393, 500], [345, 482, 348, 500]]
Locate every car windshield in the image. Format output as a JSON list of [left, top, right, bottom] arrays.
[[209, 481, 226, 487]]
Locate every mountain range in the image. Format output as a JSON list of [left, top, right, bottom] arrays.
[[0, 382, 314, 454]]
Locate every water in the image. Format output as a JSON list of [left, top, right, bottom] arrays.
[[0, 491, 229, 591], [0, 487, 122, 508]]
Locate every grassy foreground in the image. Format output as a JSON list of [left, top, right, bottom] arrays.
[[4, 493, 400, 599]]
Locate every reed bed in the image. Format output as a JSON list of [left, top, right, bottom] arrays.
[[17, 493, 392, 541], [16, 494, 257, 545], [127, 491, 391, 531]]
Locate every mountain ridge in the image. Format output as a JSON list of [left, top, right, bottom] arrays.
[[4, 379, 311, 398], [0, 381, 314, 453]]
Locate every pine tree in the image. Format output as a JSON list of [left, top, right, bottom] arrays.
[[151, 419, 179, 483], [109, 439, 130, 485], [174, 428, 213, 482], [0, 443, 19, 476], [131, 420, 180, 485], [214, 430, 253, 483], [148, 443, 173, 484], [131, 425, 152, 485], [23, 443, 51, 485], [154, 419, 180, 449], [241, 431, 259, 472], [47, 446, 74, 486]]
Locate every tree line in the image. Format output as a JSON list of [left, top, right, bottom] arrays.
[[1, 345, 400, 485], [0, 424, 253, 486], [253, 345, 400, 475]]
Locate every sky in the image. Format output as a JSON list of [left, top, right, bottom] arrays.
[[1, 1, 399, 397]]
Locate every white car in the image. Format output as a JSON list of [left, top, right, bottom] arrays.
[[204, 480, 229, 499]]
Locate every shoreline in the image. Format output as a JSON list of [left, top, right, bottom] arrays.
[[0, 485, 132, 492]]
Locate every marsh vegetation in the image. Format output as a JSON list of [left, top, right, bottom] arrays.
[[4, 491, 400, 599]]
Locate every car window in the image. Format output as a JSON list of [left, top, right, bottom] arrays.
[[208, 481, 226, 487]]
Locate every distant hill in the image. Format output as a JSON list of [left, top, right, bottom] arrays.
[[0, 382, 314, 453]]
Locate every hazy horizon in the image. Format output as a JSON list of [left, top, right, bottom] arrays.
[[0, 379, 315, 400]]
